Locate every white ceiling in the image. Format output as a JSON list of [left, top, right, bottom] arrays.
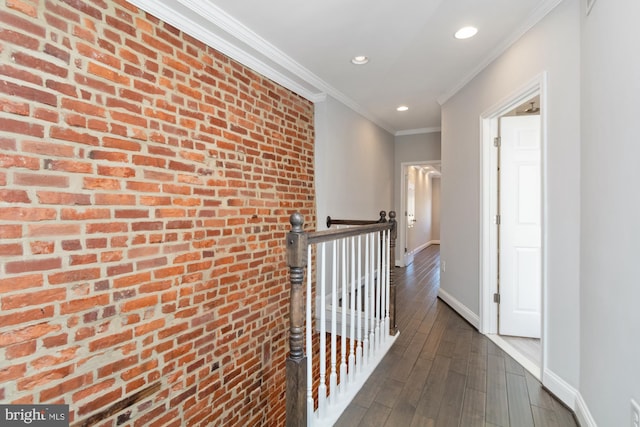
[[129, 0, 561, 134]]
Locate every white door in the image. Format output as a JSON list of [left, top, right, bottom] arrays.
[[498, 115, 541, 338], [404, 169, 416, 266]]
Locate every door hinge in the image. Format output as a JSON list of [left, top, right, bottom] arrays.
[[493, 293, 501, 303], [495, 214, 501, 225], [494, 136, 501, 147]]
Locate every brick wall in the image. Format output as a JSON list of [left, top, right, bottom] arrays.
[[0, 0, 315, 425]]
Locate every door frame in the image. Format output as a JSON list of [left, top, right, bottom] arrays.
[[398, 160, 441, 267], [479, 72, 548, 375]]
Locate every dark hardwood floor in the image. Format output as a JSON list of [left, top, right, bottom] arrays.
[[334, 245, 577, 427]]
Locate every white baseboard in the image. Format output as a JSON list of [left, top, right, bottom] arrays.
[[437, 288, 480, 329], [542, 368, 597, 427], [575, 390, 597, 427], [411, 240, 441, 255]]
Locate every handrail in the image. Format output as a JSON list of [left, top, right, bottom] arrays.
[[285, 210, 397, 427], [326, 210, 387, 228], [310, 221, 391, 245]]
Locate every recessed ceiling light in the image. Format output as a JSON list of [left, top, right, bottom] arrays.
[[454, 26, 478, 40], [397, 105, 409, 112], [351, 55, 369, 65]]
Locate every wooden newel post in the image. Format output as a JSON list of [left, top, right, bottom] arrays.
[[388, 211, 398, 335], [286, 212, 307, 427]]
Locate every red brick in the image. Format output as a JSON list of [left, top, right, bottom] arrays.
[[78, 388, 123, 416], [18, 365, 74, 391], [0, 97, 30, 115], [87, 61, 129, 85], [1, 288, 66, 310], [45, 80, 78, 97], [97, 165, 135, 178], [86, 222, 127, 234], [0, 187, 32, 203], [60, 295, 109, 314], [37, 191, 92, 205], [0, 63, 41, 86], [60, 208, 110, 220], [40, 372, 93, 402], [0, 28, 39, 50], [15, 172, 69, 188], [33, 107, 59, 122], [0, 207, 56, 221], [88, 330, 132, 352], [121, 295, 158, 312], [97, 355, 137, 378], [95, 193, 137, 206], [22, 140, 74, 157], [60, 0, 104, 20], [88, 149, 128, 162], [31, 347, 79, 370], [48, 268, 101, 285], [101, 136, 141, 152], [44, 42, 71, 63], [50, 126, 100, 145], [47, 159, 93, 174], [30, 241, 55, 254], [12, 51, 68, 78], [27, 223, 81, 237], [71, 378, 116, 404], [0, 243, 23, 255], [42, 333, 68, 349], [0, 224, 22, 238], [0, 305, 53, 328], [70, 253, 98, 265], [113, 272, 151, 289], [0, 117, 44, 137], [0, 322, 62, 346], [0, 364, 27, 382], [5, 257, 62, 274], [5, 340, 37, 359], [83, 177, 120, 190]]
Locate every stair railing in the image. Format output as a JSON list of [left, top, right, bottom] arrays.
[[286, 211, 397, 427]]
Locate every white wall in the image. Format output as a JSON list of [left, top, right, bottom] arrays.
[[580, 0, 640, 425], [315, 96, 394, 230], [440, 0, 581, 393]]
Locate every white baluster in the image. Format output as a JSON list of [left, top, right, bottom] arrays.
[[318, 242, 327, 418], [363, 233, 370, 366], [340, 238, 347, 394], [349, 236, 356, 383], [356, 235, 363, 374], [369, 233, 375, 356], [330, 241, 337, 404], [377, 231, 387, 344], [385, 229, 391, 337]]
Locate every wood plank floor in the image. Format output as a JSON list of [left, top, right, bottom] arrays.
[[335, 245, 577, 427]]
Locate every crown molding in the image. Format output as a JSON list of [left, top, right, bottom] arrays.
[[127, 0, 324, 102], [395, 127, 441, 137], [126, 0, 396, 134], [436, 0, 564, 106]]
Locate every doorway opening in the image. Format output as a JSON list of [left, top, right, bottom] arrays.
[[480, 73, 547, 380], [399, 161, 441, 268]]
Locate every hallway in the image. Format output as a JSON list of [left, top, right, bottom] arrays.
[[335, 245, 577, 427]]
